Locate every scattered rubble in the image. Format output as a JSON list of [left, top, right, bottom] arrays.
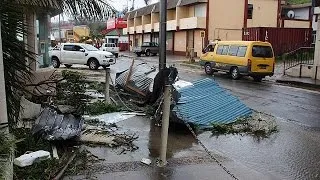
[[14, 150, 51, 167], [141, 158, 152, 165], [19, 96, 42, 120], [211, 111, 278, 137], [32, 107, 84, 141]]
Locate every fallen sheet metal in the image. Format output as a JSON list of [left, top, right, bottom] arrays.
[[32, 107, 84, 141], [115, 59, 157, 96], [85, 112, 137, 124], [173, 78, 252, 128]]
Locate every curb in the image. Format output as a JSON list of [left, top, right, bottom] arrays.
[[179, 63, 202, 69], [276, 79, 320, 89]]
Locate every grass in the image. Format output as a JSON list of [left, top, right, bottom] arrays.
[[211, 114, 278, 138], [86, 101, 121, 116], [287, 0, 311, 4]]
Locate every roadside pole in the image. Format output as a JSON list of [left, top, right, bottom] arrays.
[[159, 0, 167, 70], [159, 84, 171, 166], [0, 22, 9, 133], [105, 68, 111, 104], [159, 0, 170, 167]]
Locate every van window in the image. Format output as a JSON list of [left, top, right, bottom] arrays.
[[237, 46, 247, 57], [252, 45, 273, 58], [222, 45, 229, 55], [216, 45, 224, 55], [228, 45, 239, 56]]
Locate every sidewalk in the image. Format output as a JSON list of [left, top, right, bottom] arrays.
[[275, 75, 320, 89]]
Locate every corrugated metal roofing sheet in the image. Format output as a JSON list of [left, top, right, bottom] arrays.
[[173, 78, 252, 128]]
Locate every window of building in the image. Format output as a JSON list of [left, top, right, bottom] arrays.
[[237, 46, 247, 57], [248, 4, 253, 19], [216, 45, 224, 55], [222, 45, 229, 55], [229, 45, 239, 56]]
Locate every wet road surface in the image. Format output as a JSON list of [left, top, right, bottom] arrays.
[[61, 56, 320, 179]]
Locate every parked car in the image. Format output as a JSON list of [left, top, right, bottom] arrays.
[[50, 43, 116, 70], [133, 42, 159, 57], [200, 41, 275, 82], [100, 43, 119, 58]]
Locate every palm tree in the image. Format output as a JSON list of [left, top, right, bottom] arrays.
[[0, 0, 115, 131]]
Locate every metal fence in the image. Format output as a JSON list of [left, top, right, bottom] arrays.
[[283, 47, 315, 75]]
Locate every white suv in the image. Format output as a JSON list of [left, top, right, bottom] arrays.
[[50, 43, 116, 70]]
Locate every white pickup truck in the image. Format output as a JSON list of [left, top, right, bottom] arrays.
[[50, 43, 116, 70], [100, 43, 119, 58]]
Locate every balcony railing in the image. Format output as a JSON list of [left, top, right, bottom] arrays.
[[154, 22, 160, 32], [179, 17, 206, 30], [144, 24, 152, 33], [167, 20, 177, 31], [129, 27, 135, 34], [136, 25, 143, 33]]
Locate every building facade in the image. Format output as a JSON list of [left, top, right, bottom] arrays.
[[124, 0, 207, 57]]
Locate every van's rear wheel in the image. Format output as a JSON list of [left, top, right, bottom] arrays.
[[231, 67, 241, 80], [205, 63, 214, 75]]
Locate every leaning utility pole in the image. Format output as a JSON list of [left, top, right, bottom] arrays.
[[159, 0, 170, 167], [159, 0, 167, 70]]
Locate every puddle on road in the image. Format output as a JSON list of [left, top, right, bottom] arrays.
[[85, 116, 320, 180]]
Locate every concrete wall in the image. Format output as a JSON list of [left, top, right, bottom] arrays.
[[188, 6, 195, 17], [284, 20, 310, 28], [128, 19, 134, 27], [142, 15, 151, 25], [194, 30, 205, 56], [208, 0, 244, 41], [168, 10, 176, 21], [174, 31, 187, 53], [177, 6, 189, 19], [195, 4, 207, 17], [151, 13, 159, 23], [247, 0, 278, 27], [135, 17, 142, 26]]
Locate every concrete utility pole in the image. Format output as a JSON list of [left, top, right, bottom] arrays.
[[0, 22, 9, 133], [159, 0, 167, 70], [159, 0, 171, 167], [105, 68, 111, 104]]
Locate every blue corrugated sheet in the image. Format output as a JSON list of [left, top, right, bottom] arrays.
[[173, 78, 252, 128]]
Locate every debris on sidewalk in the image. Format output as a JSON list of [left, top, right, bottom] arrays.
[[85, 112, 137, 124], [116, 59, 157, 96], [32, 107, 84, 141], [14, 150, 51, 167], [19, 96, 42, 120], [141, 158, 152, 165], [211, 111, 278, 137]]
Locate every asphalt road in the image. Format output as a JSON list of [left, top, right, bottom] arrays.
[[134, 56, 320, 179], [61, 56, 320, 179]]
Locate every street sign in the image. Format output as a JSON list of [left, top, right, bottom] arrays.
[[200, 31, 205, 38]]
